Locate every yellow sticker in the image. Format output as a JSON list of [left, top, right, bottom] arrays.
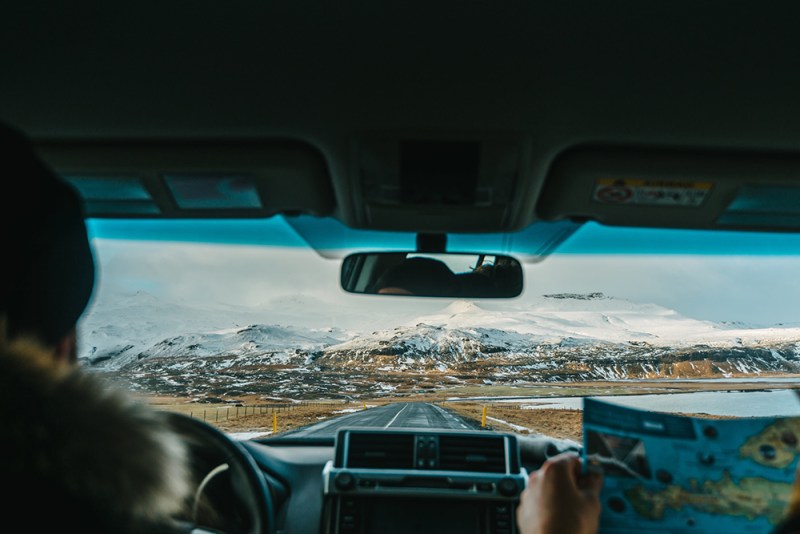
[[593, 179, 712, 207]]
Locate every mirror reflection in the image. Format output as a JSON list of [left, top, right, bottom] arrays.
[[341, 252, 523, 298]]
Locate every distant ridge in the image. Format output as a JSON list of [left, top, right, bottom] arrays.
[[82, 291, 800, 400], [543, 292, 608, 300]]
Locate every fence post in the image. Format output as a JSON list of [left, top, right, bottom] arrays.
[[481, 406, 487, 428], [203, 410, 207, 422]]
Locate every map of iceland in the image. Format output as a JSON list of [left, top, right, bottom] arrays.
[[625, 472, 791, 525], [740, 418, 800, 468], [583, 398, 800, 533]]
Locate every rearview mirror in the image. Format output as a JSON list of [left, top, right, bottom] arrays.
[[341, 252, 523, 298]]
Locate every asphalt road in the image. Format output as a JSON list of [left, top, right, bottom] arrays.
[[283, 402, 478, 438]]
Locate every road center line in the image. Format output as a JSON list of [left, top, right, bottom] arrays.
[[383, 404, 408, 428]]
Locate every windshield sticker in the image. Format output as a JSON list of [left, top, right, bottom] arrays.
[[593, 179, 712, 207]]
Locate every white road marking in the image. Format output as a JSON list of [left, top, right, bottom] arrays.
[[429, 402, 471, 430], [384, 403, 409, 428]]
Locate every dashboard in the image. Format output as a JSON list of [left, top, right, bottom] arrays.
[[239, 429, 578, 534]]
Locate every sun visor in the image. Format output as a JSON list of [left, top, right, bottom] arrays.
[[536, 146, 800, 232], [34, 141, 335, 218]]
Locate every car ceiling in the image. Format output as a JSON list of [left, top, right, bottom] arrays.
[[3, 1, 800, 235]]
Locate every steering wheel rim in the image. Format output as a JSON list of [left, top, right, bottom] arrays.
[[165, 412, 274, 534]]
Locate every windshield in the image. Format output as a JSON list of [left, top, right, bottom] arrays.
[[80, 218, 800, 441]]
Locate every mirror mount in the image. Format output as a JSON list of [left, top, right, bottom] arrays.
[[416, 233, 447, 253]]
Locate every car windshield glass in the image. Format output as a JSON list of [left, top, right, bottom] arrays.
[[81, 218, 800, 442]]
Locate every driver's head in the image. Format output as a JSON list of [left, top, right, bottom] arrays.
[[375, 257, 458, 296], [0, 122, 95, 363]]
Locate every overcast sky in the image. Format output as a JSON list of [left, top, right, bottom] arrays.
[[87, 237, 800, 328]]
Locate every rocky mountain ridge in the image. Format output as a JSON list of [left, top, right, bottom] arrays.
[[84, 293, 800, 399]]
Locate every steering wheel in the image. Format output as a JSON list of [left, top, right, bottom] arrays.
[[165, 412, 275, 534]]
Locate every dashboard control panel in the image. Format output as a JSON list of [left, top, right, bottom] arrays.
[[322, 429, 527, 534]]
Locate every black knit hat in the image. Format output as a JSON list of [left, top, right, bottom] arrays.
[[1, 122, 95, 345]]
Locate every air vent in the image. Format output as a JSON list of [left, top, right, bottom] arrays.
[[438, 435, 506, 473], [347, 433, 415, 469]]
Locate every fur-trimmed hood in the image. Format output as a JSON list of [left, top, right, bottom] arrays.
[[0, 339, 191, 531]]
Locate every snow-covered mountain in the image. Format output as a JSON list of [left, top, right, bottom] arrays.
[[78, 290, 352, 369], [84, 292, 800, 397], [321, 323, 539, 365], [141, 324, 347, 359], [311, 296, 800, 379], [407, 296, 800, 347]]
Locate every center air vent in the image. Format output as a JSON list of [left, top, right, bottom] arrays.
[[347, 433, 415, 469], [438, 435, 506, 473]]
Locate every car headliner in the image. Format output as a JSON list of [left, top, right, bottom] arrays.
[[3, 1, 800, 235]]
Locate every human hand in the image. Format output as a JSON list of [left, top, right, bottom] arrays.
[[516, 452, 603, 534]]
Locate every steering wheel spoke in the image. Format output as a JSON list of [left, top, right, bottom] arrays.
[[165, 413, 275, 534]]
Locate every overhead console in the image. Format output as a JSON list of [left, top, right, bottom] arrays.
[[351, 136, 533, 233], [322, 429, 527, 534], [537, 146, 800, 232]]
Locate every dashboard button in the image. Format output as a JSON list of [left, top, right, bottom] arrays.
[[334, 472, 355, 491], [498, 477, 519, 497]]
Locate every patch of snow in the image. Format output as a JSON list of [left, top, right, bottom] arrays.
[[486, 416, 532, 433], [227, 431, 273, 440]]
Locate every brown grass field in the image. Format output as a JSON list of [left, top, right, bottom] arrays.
[[139, 378, 797, 441]]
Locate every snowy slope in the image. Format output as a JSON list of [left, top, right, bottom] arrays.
[[78, 290, 351, 368], [80, 291, 800, 372], [321, 323, 542, 364], [144, 324, 346, 360], [408, 295, 800, 346]]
